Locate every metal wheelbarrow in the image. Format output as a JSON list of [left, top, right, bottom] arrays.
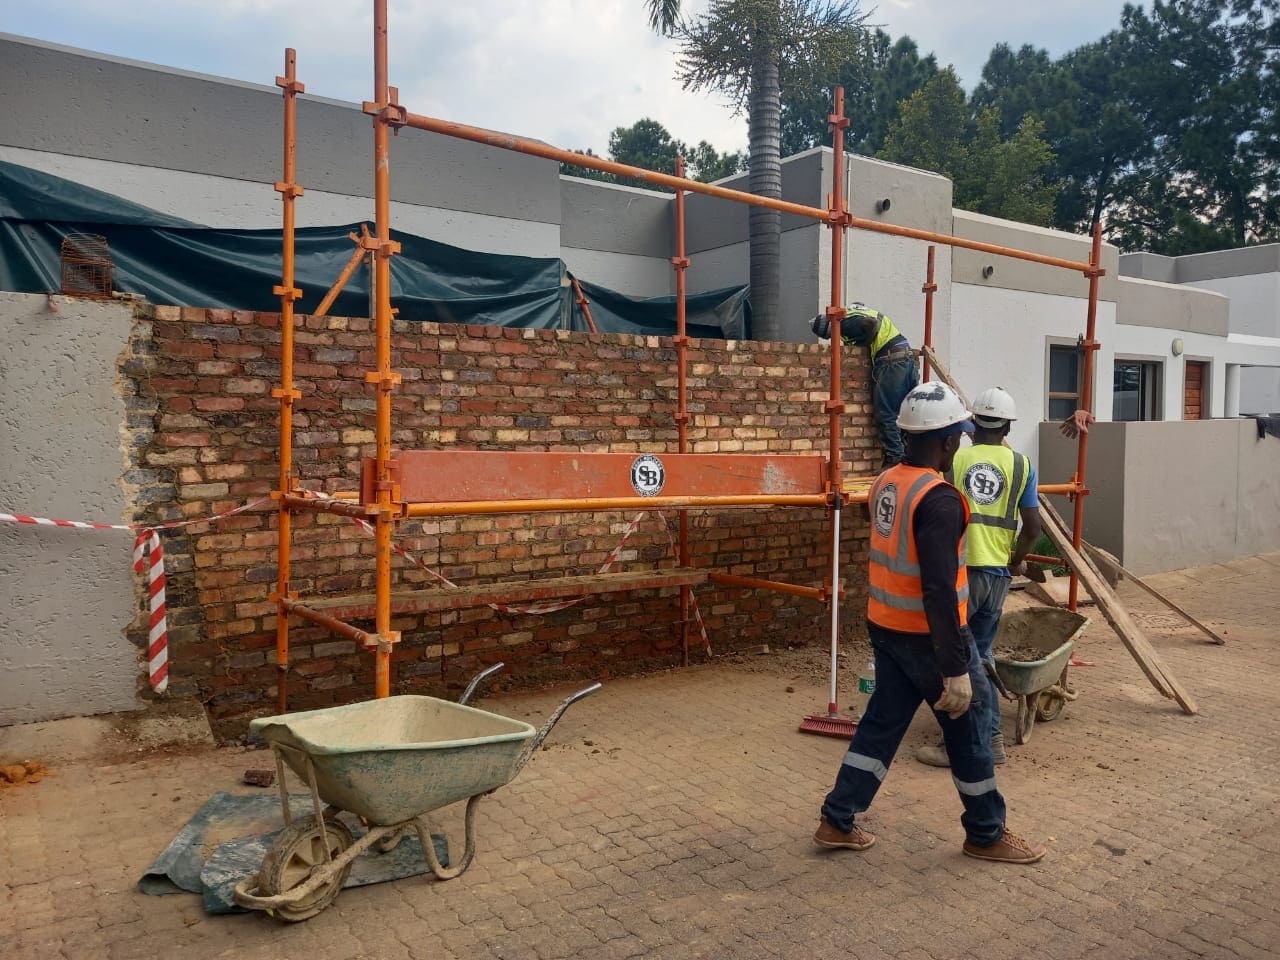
[[233, 664, 599, 921], [991, 608, 1089, 745]]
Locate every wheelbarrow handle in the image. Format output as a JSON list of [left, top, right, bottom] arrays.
[[984, 659, 1018, 702], [519, 682, 603, 766], [458, 662, 505, 705]]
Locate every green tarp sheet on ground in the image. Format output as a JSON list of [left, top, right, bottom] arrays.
[[0, 159, 749, 338]]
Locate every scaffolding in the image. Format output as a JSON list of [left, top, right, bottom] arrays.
[[269, 0, 1113, 714]]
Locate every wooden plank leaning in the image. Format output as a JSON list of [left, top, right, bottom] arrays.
[[921, 346, 970, 408], [1038, 497, 1198, 715], [1081, 542, 1226, 646]]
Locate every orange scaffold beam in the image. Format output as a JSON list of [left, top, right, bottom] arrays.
[[397, 110, 1095, 275], [272, 48, 304, 714], [672, 155, 693, 666], [921, 246, 937, 382], [1069, 222, 1105, 611]]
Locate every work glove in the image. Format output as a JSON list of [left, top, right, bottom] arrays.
[[933, 673, 972, 719]]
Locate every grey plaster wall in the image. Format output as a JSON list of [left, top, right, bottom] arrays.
[[1116, 276, 1230, 337], [952, 211, 1120, 302], [685, 149, 825, 254], [1037, 422, 1128, 561], [0, 293, 140, 724], [0, 33, 560, 227], [1038, 419, 1280, 574], [559, 177, 674, 295]]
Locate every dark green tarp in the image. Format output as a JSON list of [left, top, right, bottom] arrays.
[[0, 159, 748, 337], [568, 276, 750, 340]]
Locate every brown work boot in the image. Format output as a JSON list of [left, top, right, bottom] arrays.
[[814, 816, 876, 851], [962, 829, 1046, 864]]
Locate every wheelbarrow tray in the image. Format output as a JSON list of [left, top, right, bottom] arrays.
[[250, 696, 536, 826], [993, 608, 1089, 696]]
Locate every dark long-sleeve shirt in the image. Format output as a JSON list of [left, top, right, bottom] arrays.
[[910, 482, 974, 676]]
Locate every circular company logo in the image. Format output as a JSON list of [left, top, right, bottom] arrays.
[[873, 482, 898, 538], [630, 454, 666, 497], [963, 462, 1007, 506]]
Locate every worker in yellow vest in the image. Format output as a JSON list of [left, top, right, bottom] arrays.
[[916, 387, 1043, 768], [814, 382, 1046, 865], [811, 303, 918, 470]]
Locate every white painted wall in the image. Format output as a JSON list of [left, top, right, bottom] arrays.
[[1172, 272, 1280, 414], [949, 284, 1116, 466], [561, 248, 673, 297], [0, 145, 560, 257]]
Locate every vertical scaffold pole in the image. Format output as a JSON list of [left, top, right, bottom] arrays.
[[672, 156, 692, 666], [921, 245, 937, 383], [1069, 222, 1104, 611], [824, 87, 850, 716], [272, 48, 305, 714], [367, 0, 402, 696]]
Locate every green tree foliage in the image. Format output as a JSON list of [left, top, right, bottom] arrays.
[[559, 118, 744, 187], [779, 30, 940, 156], [878, 70, 1060, 226]]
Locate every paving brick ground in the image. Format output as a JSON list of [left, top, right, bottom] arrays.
[[3, 555, 1279, 959]]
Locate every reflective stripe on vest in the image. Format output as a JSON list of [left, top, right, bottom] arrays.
[[867, 464, 970, 633], [946, 445, 1030, 568]]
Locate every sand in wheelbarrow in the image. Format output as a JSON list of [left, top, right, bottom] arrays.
[[994, 644, 1051, 662]]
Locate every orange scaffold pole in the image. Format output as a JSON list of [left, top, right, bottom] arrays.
[[364, 0, 402, 697], [823, 87, 849, 719], [272, 48, 304, 714], [672, 155, 693, 666], [1068, 222, 1105, 611]]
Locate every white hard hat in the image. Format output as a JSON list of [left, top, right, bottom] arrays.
[[897, 382, 974, 434], [972, 386, 1018, 426]]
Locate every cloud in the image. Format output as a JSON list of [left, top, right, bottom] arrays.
[[8, 0, 1138, 159]]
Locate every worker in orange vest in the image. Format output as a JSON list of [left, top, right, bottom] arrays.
[[814, 382, 1047, 865]]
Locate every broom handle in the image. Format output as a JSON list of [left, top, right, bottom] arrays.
[[829, 504, 841, 712]]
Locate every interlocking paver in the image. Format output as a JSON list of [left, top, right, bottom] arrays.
[[3, 558, 1280, 959]]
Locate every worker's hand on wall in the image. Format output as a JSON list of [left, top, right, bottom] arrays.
[[1059, 409, 1096, 439], [934, 674, 973, 719]]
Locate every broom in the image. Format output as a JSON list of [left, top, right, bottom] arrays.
[[800, 505, 859, 738]]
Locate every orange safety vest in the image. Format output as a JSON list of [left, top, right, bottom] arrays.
[[867, 463, 970, 633]]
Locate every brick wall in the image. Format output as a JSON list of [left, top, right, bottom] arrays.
[[126, 306, 877, 731]]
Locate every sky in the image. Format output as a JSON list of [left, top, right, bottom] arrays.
[[6, 0, 1137, 158]]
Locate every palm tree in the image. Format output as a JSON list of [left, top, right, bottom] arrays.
[[645, 0, 866, 340]]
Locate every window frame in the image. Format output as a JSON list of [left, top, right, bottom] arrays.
[[1112, 354, 1165, 422], [1045, 338, 1086, 421]]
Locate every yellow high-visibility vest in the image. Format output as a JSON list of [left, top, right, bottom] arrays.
[[947, 444, 1030, 568], [842, 306, 905, 358]]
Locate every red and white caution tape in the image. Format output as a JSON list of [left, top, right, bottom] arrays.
[[1, 498, 271, 694], [656, 512, 712, 657]]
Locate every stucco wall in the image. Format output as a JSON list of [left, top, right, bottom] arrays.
[[1038, 419, 1280, 574], [0, 293, 140, 724], [559, 177, 674, 295]]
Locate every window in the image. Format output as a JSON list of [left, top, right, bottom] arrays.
[[1047, 344, 1082, 421], [1113, 360, 1163, 421]]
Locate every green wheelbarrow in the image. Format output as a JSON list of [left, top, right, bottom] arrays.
[[991, 608, 1090, 745], [233, 664, 599, 921]]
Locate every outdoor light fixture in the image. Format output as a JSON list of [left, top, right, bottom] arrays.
[[981, 265, 995, 279], [1172, 337, 1185, 356], [877, 198, 891, 213]]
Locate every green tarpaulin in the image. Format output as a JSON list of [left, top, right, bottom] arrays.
[[0, 159, 748, 337]]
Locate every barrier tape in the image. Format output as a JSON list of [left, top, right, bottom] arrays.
[[1, 498, 272, 694], [656, 513, 712, 657]]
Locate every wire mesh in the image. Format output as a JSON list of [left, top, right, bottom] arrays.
[[59, 233, 114, 299]]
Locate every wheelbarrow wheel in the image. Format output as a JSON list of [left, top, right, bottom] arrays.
[[258, 815, 354, 922], [1036, 690, 1066, 723], [1014, 694, 1037, 745]]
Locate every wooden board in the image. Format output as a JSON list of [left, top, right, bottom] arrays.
[[1082, 541, 1225, 646], [1038, 498, 1197, 715], [304, 568, 710, 618], [1183, 360, 1207, 421]]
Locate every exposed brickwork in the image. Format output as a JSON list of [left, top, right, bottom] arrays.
[[126, 306, 877, 726]]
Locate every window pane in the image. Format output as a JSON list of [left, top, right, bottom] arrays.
[[1048, 398, 1077, 421], [1114, 362, 1140, 421], [1049, 347, 1079, 393]]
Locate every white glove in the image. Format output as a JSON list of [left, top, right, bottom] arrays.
[[934, 673, 973, 719]]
